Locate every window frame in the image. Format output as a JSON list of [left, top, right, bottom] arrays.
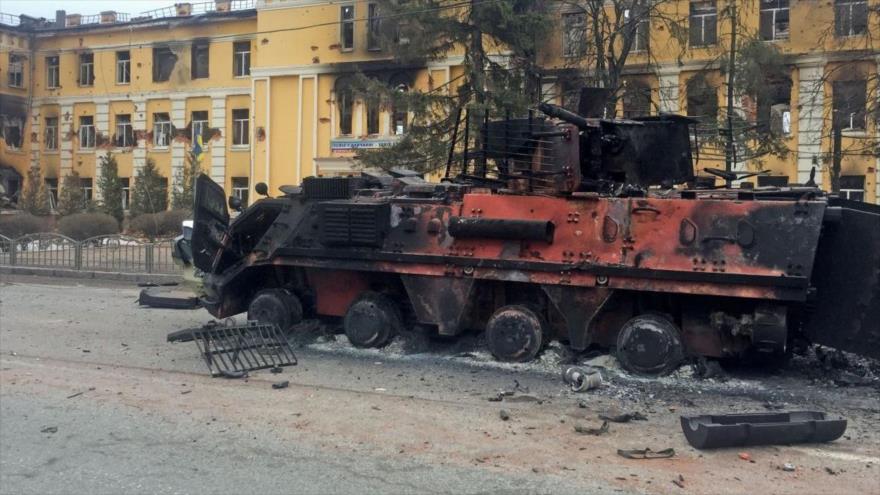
[[8, 53, 24, 88], [191, 111, 209, 143], [121, 177, 130, 211], [152, 46, 176, 83], [116, 50, 131, 85], [835, 0, 868, 37], [233, 41, 251, 77], [623, 7, 650, 53], [231, 109, 250, 147], [689, 1, 718, 47], [79, 53, 95, 87], [79, 116, 96, 150], [760, 0, 790, 41], [3, 119, 23, 150], [839, 175, 865, 201], [367, 3, 382, 51], [832, 79, 868, 131], [80, 178, 93, 205], [44, 117, 58, 151], [153, 113, 172, 148], [231, 177, 249, 207], [115, 114, 134, 148], [336, 80, 354, 136], [45, 178, 58, 210], [46, 55, 60, 89], [562, 12, 586, 58], [191, 42, 210, 79], [340, 4, 355, 52]]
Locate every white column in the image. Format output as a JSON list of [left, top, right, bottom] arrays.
[[210, 96, 227, 186], [796, 63, 825, 186], [170, 97, 187, 194], [94, 99, 109, 200], [132, 98, 147, 175], [657, 68, 681, 114], [59, 103, 74, 179], [29, 106, 40, 170]]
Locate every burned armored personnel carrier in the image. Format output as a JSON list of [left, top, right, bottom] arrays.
[[190, 101, 880, 375]]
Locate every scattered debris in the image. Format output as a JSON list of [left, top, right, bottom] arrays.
[[599, 411, 648, 423], [681, 411, 847, 449], [270, 367, 283, 374], [563, 366, 602, 392], [738, 452, 751, 461], [617, 448, 675, 460], [138, 286, 200, 309], [505, 394, 543, 403], [499, 410, 511, 421], [181, 390, 192, 395], [171, 321, 297, 377], [578, 400, 588, 409], [66, 386, 95, 399], [672, 474, 685, 488], [694, 358, 728, 381], [574, 421, 609, 436], [781, 463, 796, 472], [825, 467, 839, 475], [40, 426, 58, 434], [583, 354, 620, 370], [272, 380, 290, 390]]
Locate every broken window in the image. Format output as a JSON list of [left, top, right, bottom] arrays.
[[116, 51, 130, 84], [79, 53, 94, 86], [3, 118, 23, 150], [192, 42, 209, 79], [153, 113, 172, 147], [341, 5, 355, 51], [840, 175, 865, 201], [80, 178, 93, 205], [686, 75, 718, 124], [191, 111, 209, 142], [232, 177, 249, 207], [336, 77, 354, 135], [115, 114, 133, 147], [390, 75, 409, 135], [622, 80, 652, 118], [835, 0, 868, 37], [757, 77, 792, 135], [760, 0, 790, 41], [44, 117, 58, 150], [562, 12, 586, 58], [233, 41, 250, 77], [121, 177, 130, 210], [153, 47, 177, 82], [624, 6, 650, 52], [232, 109, 249, 146], [8, 53, 24, 88], [44, 178, 58, 210], [367, 98, 380, 135], [367, 3, 382, 51], [46, 56, 60, 89], [79, 116, 95, 149], [833, 79, 867, 130], [757, 175, 789, 187], [689, 1, 717, 47]]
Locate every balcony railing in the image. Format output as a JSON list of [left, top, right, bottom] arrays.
[[139, 0, 256, 20]]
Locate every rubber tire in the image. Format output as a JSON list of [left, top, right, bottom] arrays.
[[343, 292, 402, 348], [485, 305, 545, 363], [616, 313, 684, 376], [247, 289, 304, 332]]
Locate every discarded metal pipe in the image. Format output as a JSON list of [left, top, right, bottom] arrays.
[[563, 366, 602, 392], [448, 217, 555, 243]]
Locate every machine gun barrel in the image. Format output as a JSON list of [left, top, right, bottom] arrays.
[[538, 102, 590, 129]]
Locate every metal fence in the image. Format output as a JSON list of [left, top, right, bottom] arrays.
[[0, 233, 178, 274]]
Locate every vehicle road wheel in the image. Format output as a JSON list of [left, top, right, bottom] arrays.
[[343, 292, 402, 348], [616, 313, 684, 376], [485, 305, 545, 363], [247, 289, 303, 332]]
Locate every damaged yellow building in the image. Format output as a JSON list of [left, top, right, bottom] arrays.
[[0, 0, 878, 208]]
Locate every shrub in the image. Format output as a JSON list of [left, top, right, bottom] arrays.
[[57, 213, 120, 241], [129, 209, 190, 239], [57, 171, 86, 217], [98, 153, 124, 224], [18, 167, 51, 215], [0, 213, 50, 238], [130, 158, 168, 217]]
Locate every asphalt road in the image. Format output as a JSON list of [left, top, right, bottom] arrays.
[[1, 275, 878, 495]]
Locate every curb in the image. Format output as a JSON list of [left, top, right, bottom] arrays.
[[0, 265, 182, 284]]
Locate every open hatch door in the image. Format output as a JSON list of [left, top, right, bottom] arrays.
[[192, 174, 229, 273]]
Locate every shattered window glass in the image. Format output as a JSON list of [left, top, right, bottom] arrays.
[[153, 113, 172, 147], [44, 117, 58, 150], [153, 46, 177, 82], [341, 5, 355, 51], [192, 42, 209, 79]]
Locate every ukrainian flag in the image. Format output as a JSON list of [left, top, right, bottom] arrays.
[[193, 134, 205, 162]]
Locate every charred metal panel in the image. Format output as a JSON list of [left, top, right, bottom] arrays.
[[303, 176, 365, 199], [319, 201, 390, 247], [805, 200, 880, 359], [401, 275, 475, 336], [541, 286, 613, 350], [681, 412, 846, 449], [307, 269, 369, 316]]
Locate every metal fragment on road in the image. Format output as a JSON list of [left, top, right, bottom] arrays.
[[563, 366, 602, 392], [183, 321, 298, 378], [617, 448, 675, 459], [680, 411, 847, 449], [574, 421, 609, 436]]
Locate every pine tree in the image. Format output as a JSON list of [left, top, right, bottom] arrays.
[[18, 167, 51, 215], [130, 158, 168, 217], [98, 153, 124, 223], [354, 0, 552, 172], [171, 150, 201, 212], [57, 171, 85, 217]]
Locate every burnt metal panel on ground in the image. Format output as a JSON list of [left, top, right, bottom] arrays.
[[185, 321, 297, 377], [681, 412, 847, 449], [805, 200, 880, 359]]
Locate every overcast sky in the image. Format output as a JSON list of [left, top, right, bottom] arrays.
[[1, 1, 176, 18]]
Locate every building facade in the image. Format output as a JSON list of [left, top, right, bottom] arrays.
[[1, 0, 878, 209]]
